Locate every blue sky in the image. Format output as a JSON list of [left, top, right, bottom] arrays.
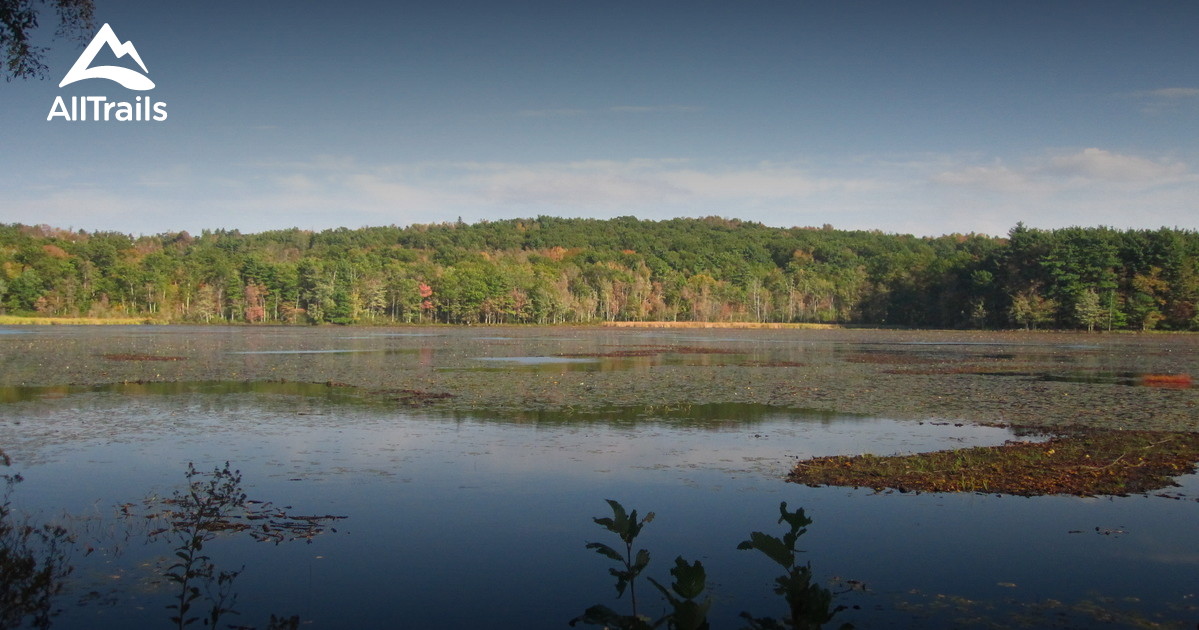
[[3, 1, 1197, 236]]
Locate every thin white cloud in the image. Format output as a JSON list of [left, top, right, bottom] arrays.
[[518, 105, 702, 117], [174, 157, 892, 232], [930, 163, 1042, 194], [933, 148, 1191, 193], [460, 160, 877, 208], [273, 174, 318, 192], [1125, 87, 1199, 115], [927, 148, 1199, 235], [342, 173, 474, 211], [137, 165, 198, 189], [5, 150, 1198, 237], [471, 166, 681, 207], [607, 105, 703, 114], [1042, 148, 1187, 183], [11, 188, 162, 232], [1145, 87, 1199, 99], [659, 167, 874, 199], [518, 108, 589, 117]]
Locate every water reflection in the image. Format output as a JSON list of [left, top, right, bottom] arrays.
[[441, 403, 852, 434], [451, 352, 751, 372], [0, 458, 73, 630], [129, 462, 341, 629], [0, 456, 342, 630], [1, 379, 1196, 628], [476, 356, 601, 365]]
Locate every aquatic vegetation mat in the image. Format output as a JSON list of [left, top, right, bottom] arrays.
[[788, 430, 1199, 497], [844, 352, 940, 365], [100, 353, 187, 361], [373, 387, 455, 406], [735, 360, 807, 367], [557, 345, 742, 358]]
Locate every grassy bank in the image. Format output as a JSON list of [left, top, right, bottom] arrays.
[[602, 321, 843, 329], [0, 315, 161, 325]]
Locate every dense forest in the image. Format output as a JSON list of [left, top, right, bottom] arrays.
[[1, 217, 1196, 331]]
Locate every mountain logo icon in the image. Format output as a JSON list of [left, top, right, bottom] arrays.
[[59, 23, 155, 91]]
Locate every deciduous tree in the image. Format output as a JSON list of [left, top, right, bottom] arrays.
[[2, 0, 93, 80]]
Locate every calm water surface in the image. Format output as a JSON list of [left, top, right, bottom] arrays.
[[0, 328, 1196, 629]]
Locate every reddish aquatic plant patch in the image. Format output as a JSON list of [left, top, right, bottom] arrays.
[[788, 430, 1199, 497], [1140, 373, 1193, 388], [557, 345, 741, 358], [737, 360, 808, 367], [100, 353, 186, 362]]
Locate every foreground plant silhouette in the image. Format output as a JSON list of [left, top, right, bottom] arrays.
[[574, 500, 849, 630], [570, 499, 659, 629], [737, 503, 850, 630], [648, 557, 712, 630], [1, 452, 74, 630], [570, 500, 714, 629], [130, 462, 344, 629], [159, 462, 247, 629]]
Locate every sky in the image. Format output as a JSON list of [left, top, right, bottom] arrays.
[[2, 0, 1197, 237]]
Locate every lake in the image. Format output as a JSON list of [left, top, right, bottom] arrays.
[[1, 325, 1196, 629]]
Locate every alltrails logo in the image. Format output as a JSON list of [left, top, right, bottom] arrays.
[[47, 23, 167, 122]]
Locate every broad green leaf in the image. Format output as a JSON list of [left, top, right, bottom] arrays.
[[737, 531, 793, 568], [669, 557, 707, 600], [605, 499, 630, 532], [777, 502, 812, 532], [586, 542, 624, 563], [632, 548, 651, 573]]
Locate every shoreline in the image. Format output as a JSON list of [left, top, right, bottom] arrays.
[[2, 316, 1195, 335]]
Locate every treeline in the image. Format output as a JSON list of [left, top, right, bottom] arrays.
[[0, 217, 1196, 330]]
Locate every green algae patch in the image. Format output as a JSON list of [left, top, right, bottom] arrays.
[[100, 353, 187, 361], [0, 379, 374, 404], [788, 430, 1199, 497]]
